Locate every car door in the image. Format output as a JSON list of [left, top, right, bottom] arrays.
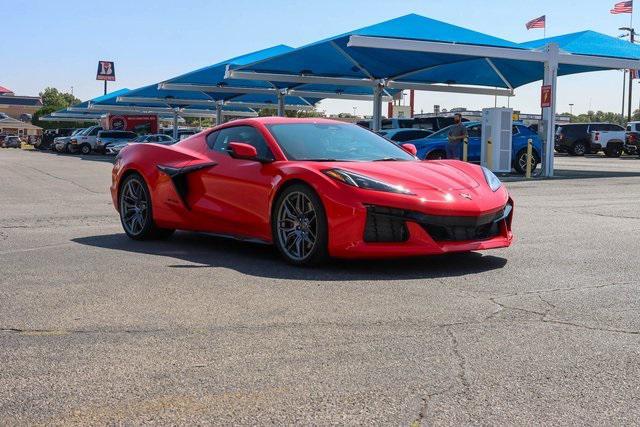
[[466, 124, 482, 161], [192, 125, 277, 241]]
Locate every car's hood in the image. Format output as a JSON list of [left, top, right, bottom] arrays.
[[316, 160, 481, 191]]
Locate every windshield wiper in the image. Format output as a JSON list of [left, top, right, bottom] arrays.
[[372, 157, 407, 162]]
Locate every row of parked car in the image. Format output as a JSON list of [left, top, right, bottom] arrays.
[[554, 122, 640, 157], [362, 117, 640, 175], [360, 117, 542, 175], [37, 126, 201, 155], [0, 134, 23, 148]]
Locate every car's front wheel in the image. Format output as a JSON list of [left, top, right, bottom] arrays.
[[80, 144, 91, 155], [119, 173, 174, 240], [514, 149, 540, 175], [272, 184, 328, 266]]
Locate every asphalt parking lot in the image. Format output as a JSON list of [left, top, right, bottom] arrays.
[[1, 148, 639, 425]]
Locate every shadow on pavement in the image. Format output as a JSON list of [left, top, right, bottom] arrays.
[[72, 232, 508, 281], [28, 149, 115, 164]]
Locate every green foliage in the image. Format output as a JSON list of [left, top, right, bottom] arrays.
[[258, 108, 325, 118], [565, 111, 626, 125], [32, 87, 83, 129], [39, 87, 80, 110]]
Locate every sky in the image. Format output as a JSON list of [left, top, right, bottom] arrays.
[[1, 0, 638, 116]]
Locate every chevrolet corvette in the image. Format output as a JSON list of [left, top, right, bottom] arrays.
[[111, 117, 513, 265]]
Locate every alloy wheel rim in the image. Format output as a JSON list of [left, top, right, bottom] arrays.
[[519, 153, 536, 171], [575, 144, 585, 155], [120, 179, 148, 235], [277, 192, 317, 261]]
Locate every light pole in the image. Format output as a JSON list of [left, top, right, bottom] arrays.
[[569, 103, 574, 115], [620, 27, 635, 121]]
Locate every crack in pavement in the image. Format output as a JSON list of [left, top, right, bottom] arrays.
[[20, 164, 102, 194]]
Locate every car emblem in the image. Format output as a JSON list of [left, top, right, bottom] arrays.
[[460, 193, 472, 200]]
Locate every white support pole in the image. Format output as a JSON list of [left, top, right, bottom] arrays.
[[372, 84, 383, 132], [172, 111, 179, 140], [277, 91, 286, 117], [215, 102, 223, 126], [542, 43, 559, 178]]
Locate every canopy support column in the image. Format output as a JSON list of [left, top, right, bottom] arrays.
[[172, 111, 179, 140], [372, 84, 384, 132], [215, 101, 223, 126], [542, 43, 559, 178], [277, 90, 286, 117]]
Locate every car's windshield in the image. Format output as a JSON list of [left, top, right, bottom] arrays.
[[132, 135, 146, 142], [266, 123, 415, 161], [72, 128, 85, 135]]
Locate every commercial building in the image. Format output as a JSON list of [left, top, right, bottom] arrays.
[[0, 86, 43, 121]]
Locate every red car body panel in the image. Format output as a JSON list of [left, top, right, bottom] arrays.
[[111, 117, 513, 259]]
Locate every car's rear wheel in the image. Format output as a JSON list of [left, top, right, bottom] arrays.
[[570, 141, 587, 156], [605, 142, 622, 158], [426, 150, 446, 160], [272, 184, 328, 266], [119, 173, 174, 240]]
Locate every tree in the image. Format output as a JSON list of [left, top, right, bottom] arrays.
[[32, 87, 82, 129], [258, 108, 325, 118], [39, 87, 80, 110]]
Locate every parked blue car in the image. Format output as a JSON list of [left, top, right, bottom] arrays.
[[414, 121, 542, 174]]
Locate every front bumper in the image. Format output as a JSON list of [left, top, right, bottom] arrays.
[[325, 192, 514, 259]]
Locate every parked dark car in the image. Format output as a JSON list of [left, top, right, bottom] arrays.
[[555, 123, 624, 156], [39, 128, 77, 150], [2, 135, 21, 148], [95, 130, 138, 154]]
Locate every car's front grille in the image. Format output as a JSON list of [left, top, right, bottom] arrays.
[[364, 203, 511, 243]]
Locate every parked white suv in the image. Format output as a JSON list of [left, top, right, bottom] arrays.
[[589, 123, 626, 157], [69, 125, 103, 154]]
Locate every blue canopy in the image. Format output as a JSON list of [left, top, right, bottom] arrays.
[[162, 44, 397, 100], [230, 14, 640, 90]]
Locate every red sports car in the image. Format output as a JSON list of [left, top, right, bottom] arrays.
[[111, 117, 513, 265]]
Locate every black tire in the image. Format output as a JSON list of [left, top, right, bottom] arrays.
[[514, 149, 540, 175], [605, 142, 622, 158], [119, 173, 175, 240], [425, 150, 446, 160], [272, 183, 328, 266], [570, 140, 587, 156], [80, 144, 91, 155]]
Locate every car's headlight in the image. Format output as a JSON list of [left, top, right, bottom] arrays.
[[323, 168, 414, 195], [482, 167, 502, 192]]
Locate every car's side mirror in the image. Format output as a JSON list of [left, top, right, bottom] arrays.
[[401, 143, 417, 156], [227, 142, 258, 160]]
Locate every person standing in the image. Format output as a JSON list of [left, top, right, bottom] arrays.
[[447, 113, 468, 160]]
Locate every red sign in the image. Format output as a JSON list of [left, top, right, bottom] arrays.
[[541, 85, 552, 108], [108, 115, 158, 134], [97, 61, 116, 81]]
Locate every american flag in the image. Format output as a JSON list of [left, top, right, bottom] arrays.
[[611, 1, 633, 14], [526, 15, 546, 30]]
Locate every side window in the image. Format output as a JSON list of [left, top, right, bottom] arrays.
[[390, 131, 412, 142], [205, 130, 220, 149], [89, 128, 101, 136], [211, 126, 273, 159]]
